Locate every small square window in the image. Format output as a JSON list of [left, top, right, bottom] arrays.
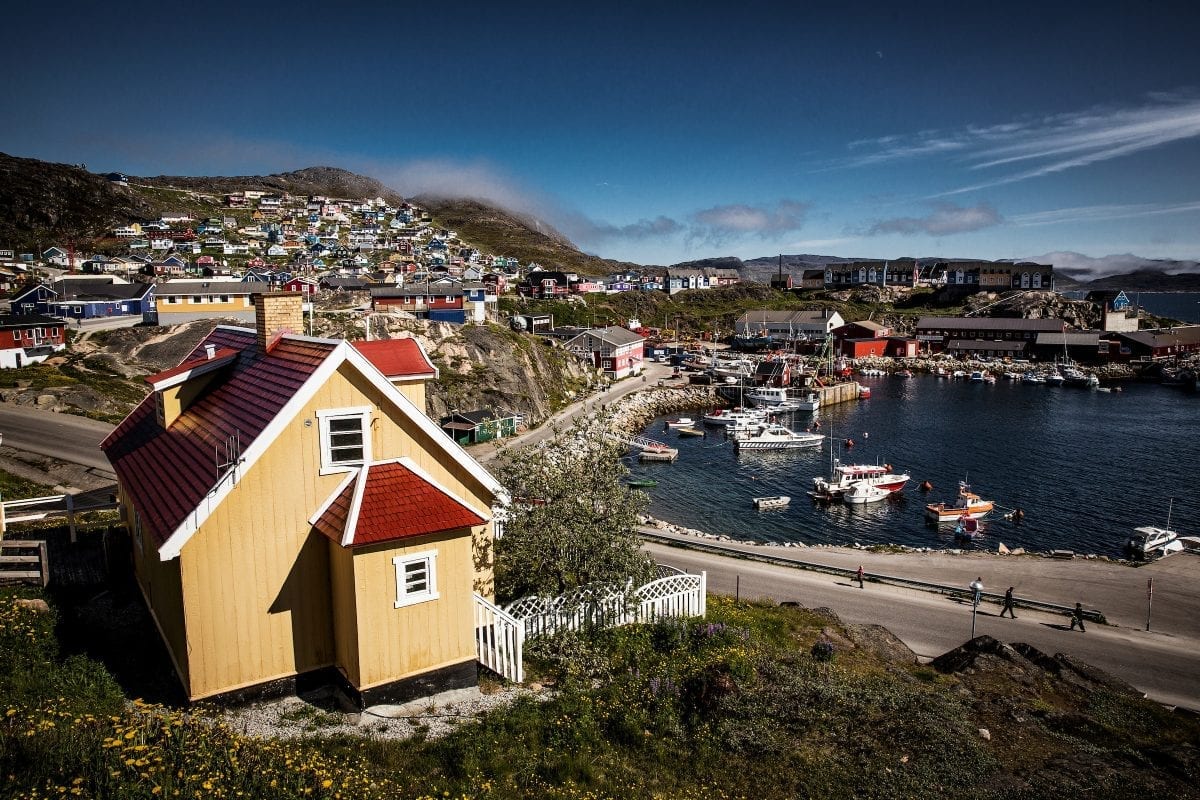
[[317, 408, 371, 473], [393, 551, 439, 607]]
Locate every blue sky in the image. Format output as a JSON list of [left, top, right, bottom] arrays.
[[6, 1, 1200, 271]]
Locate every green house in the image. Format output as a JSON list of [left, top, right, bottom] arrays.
[[440, 409, 519, 445]]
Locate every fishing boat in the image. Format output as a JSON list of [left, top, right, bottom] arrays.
[[753, 495, 791, 510], [795, 392, 820, 412], [844, 482, 893, 505], [1021, 371, 1046, 384], [733, 423, 824, 450], [811, 462, 910, 501], [858, 386, 871, 399], [626, 478, 658, 488], [925, 482, 994, 522], [969, 370, 985, 382], [1044, 371, 1065, 386], [746, 386, 792, 406]]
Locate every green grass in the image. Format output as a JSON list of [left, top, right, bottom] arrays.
[[3, 589, 1198, 799]]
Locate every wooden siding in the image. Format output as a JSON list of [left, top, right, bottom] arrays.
[[328, 544, 361, 686], [125, 491, 190, 689], [350, 532, 478, 689], [170, 361, 494, 700]]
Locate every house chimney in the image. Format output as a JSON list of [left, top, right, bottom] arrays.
[[205, 344, 216, 359], [252, 292, 304, 352]]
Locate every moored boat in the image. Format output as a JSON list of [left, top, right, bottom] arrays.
[[844, 482, 892, 505], [925, 482, 994, 522], [665, 416, 696, 428], [753, 495, 791, 510], [1126, 526, 1183, 559], [733, 423, 824, 450], [626, 478, 658, 488], [811, 462, 910, 501], [675, 426, 705, 437]]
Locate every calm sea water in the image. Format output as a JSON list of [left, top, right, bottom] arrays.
[[633, 377, 1199, 557]]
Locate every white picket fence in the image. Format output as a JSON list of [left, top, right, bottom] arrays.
[[472, 566, 707, 683]]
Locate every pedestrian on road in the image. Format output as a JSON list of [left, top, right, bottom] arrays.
[[1070, 602, 1087, 631], [1000, 586, 1017, 618], [856, 565, 865, 589]]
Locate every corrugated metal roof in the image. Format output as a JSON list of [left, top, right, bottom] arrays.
[[916, 316, 1065, 332]]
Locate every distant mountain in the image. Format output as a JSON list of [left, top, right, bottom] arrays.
[[1027, 251, 1200, 290]]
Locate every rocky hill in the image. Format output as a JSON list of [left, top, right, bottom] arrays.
[[0, 152, 157, 252], [1, 315, 597, 428], [136, 166, 405, 206]]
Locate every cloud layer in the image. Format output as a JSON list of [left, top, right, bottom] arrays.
[[867, 202, 1002, 236]]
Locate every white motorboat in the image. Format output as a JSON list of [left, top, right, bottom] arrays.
[[969, 370, 985, 382], [702, 408, 764, 426], [753, 495, 791, 510], [1044, 371, 1065, 385], [665, 416, 696, 428], [1126, 526, 1184, 559], [844, 482, 892, 504], [1022, 371, 1046, 384], [733, 423, 824, 450]]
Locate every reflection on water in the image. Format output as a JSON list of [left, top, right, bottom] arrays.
[[634, 376, 1200, 556]]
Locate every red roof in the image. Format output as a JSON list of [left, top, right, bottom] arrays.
[[101, 327, 337, 550], [351, 339, 435, 379], [313, 460, 485, 547], [144, 347, 239, 388]]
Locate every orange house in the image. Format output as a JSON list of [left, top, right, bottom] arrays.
[[102, 293, 503, 705]]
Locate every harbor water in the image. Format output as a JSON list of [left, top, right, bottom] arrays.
[[634, 376, 1199, 557]]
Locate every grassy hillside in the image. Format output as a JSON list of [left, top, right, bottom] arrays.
[[3, 584, 1197, 799], [421, 198, 644, 276]]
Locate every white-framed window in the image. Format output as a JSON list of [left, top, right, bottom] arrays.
[[392, 550, 438, 608], [316, 407, 371, 473]]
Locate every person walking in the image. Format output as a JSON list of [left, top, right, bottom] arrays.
[[1000, 586, 1017, 618], [1069, 602, 1087, 631], [856, 565, 865, 589]]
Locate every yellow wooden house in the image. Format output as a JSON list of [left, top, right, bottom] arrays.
[[102, 293, 504, 705]]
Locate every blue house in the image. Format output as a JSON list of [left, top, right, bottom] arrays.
[[8, 279, 155, 322]]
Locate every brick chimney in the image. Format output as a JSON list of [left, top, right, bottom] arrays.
[[252, 292, 304, 352]]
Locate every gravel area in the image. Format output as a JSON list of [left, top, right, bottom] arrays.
[[222, 682, 549, 741]]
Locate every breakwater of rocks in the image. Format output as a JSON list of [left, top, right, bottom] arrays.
[[609, 384, 716, 435]]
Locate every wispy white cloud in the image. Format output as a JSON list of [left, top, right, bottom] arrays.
[[1027, 250, 1200, 278], [838, 93, 1200, 194], [866, 202, 1003, 236], [1010, 200, 1200, 227]]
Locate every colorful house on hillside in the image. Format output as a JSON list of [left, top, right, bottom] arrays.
[[566, 326, 645, 380], [0, 314, 67, 368], [101, 294, 505, 705], [8, 279, 155, 322]]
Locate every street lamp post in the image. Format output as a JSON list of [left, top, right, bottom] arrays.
[[969, 577, 984, 638]]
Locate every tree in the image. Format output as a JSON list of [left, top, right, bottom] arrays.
[[491, 412, 655, 602]]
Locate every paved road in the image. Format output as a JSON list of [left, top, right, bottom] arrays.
[[644, 538, 1200, 711], [0, 405, 115, 473]]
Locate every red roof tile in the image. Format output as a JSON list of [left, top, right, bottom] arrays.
[[101, 328, 337, 550], [351, 339, 435, 379], [313, 460, 485, 548]]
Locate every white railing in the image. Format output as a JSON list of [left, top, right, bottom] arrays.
[[474, 569, 707, 683], [504, 570, 707, 641], [473, 593, 525, 683]]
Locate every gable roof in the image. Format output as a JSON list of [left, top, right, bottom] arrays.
[[309, 458, 486, 548], [351, 338, 437, 379], [101, 326, 501, 560]]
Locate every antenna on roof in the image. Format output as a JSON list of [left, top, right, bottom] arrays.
[[214, 429, 243, 484]]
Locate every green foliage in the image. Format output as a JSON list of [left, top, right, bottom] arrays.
[[491, 414, 653, 602]]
